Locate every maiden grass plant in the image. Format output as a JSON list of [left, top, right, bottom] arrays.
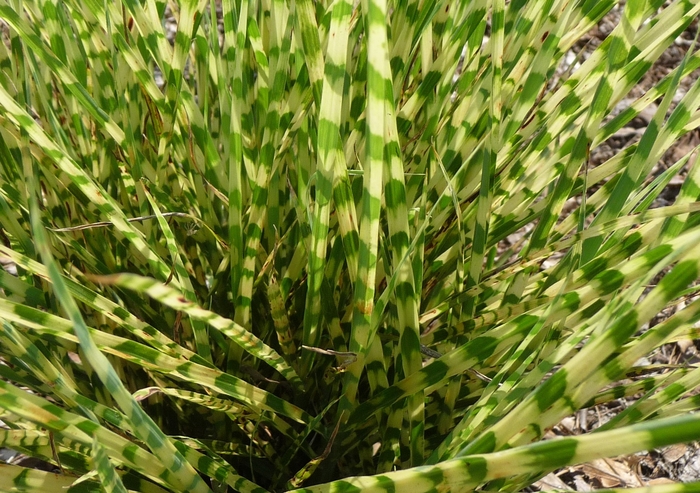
[[3, 0, 700, 491]]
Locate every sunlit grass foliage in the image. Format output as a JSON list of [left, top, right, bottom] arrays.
[[2, 0, 700, 492]]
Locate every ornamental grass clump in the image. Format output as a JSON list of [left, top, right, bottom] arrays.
[[3, 0, 700, 492]]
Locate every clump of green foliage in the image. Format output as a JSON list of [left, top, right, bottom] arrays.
[[2, 0, 700, 492]]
